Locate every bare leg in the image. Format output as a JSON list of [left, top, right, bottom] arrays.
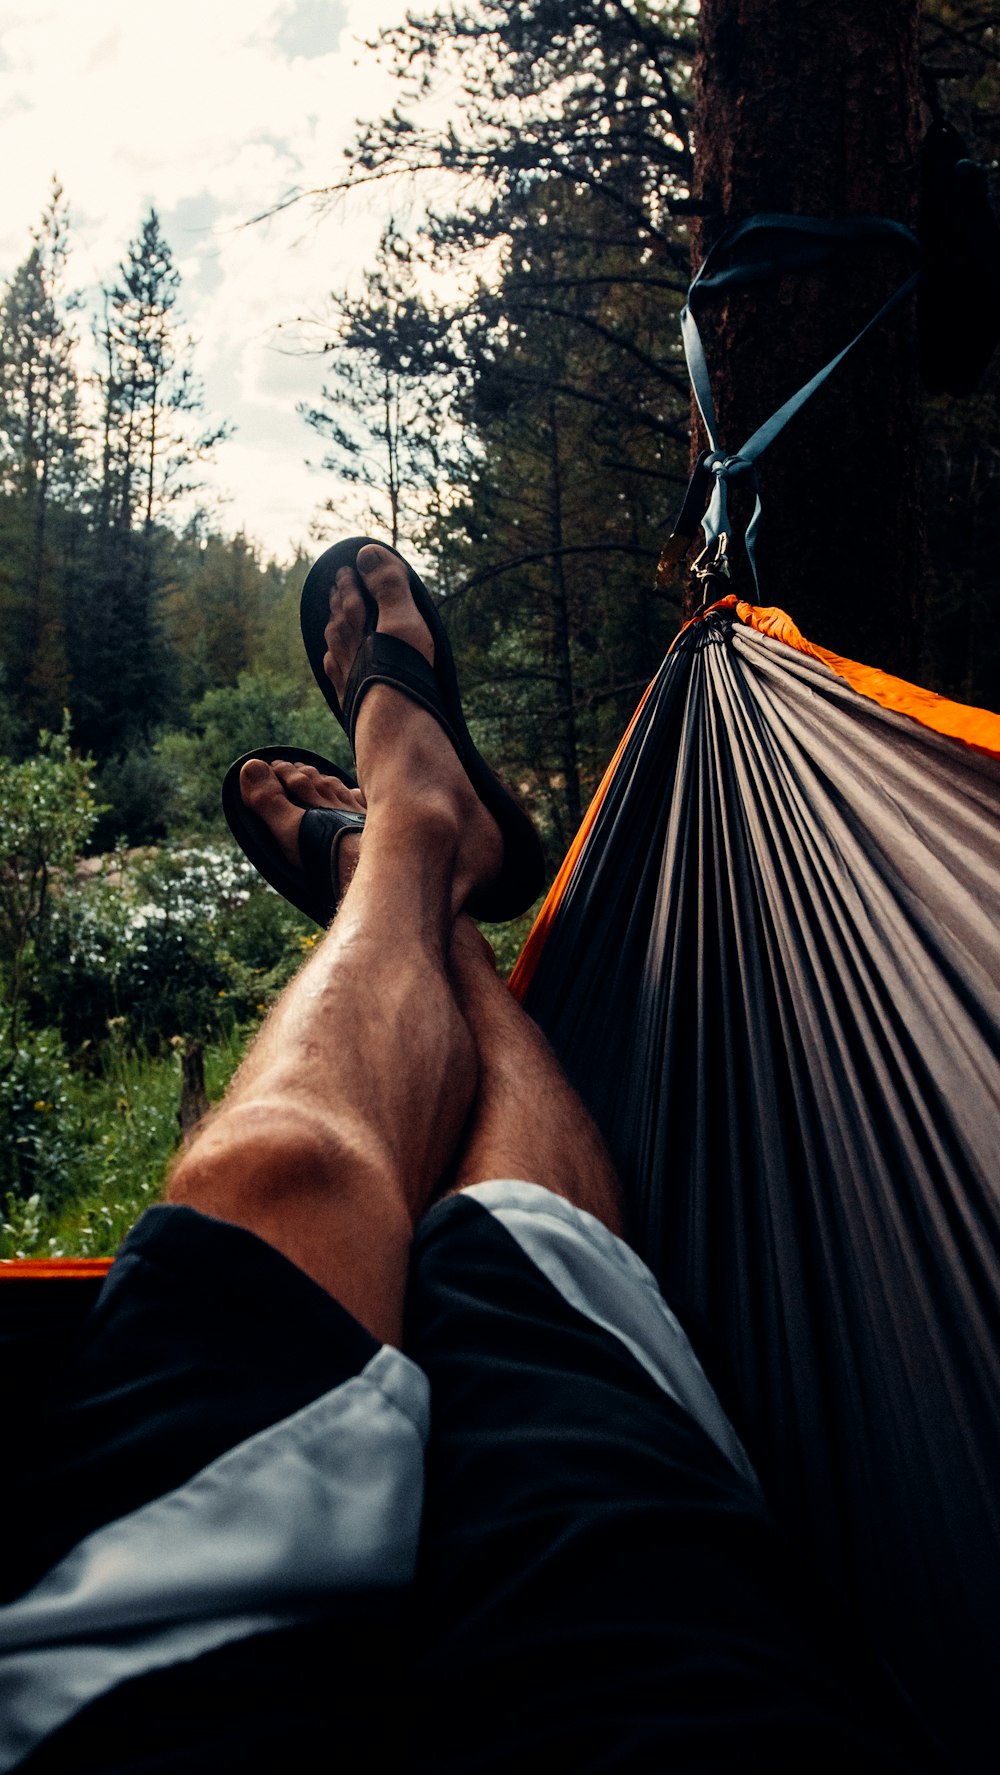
[[446, 917, 625, 1238], [169, 557, 503, 1347]]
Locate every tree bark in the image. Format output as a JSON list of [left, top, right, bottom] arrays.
[[178, 1038, 210, 1143], [690, 0, 925, 675], [547, 398, 583, 833]]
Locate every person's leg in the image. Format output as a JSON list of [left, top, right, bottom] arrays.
[[445, 916, 625, 1234], [0, 547, 519, 1775], [169, 554, 502, 1347]]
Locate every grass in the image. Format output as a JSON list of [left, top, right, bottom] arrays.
[[3, 1024, 251, 1260], [4, 899, 544, 1262]]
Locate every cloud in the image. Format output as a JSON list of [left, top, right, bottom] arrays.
[[0, 0, 419, 557], [272, 0, 349, 61]]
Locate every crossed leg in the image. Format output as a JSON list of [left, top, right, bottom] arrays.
[[169, 544, 622, 1344]]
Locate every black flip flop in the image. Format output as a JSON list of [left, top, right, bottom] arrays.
[[300, 536, 545, 922], [222, 745, 366, 928]]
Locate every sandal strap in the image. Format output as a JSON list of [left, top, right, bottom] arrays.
[[299, 806, 366, 924], [343, 633, 463, 757]]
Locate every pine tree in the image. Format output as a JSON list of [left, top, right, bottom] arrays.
[[77, 209, 228, 755], [0, 182, 84, 735], [429, 178, 684, 846], [300, 229, 455, 548]]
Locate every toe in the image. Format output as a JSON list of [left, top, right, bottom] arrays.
[[324, 568, 368, 701], [240, 759, 304, 869], [356, 543, 433, 668], [270, 760, 365, 815]]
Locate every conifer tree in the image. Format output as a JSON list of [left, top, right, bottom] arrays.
[[77, 209, 228, 754], [300, 230, 455, 548], [0, 182, 84, 734]]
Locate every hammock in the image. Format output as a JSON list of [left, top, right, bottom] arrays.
[[510, 218, 1000, 1765], [511, 598, 1000, 1765]]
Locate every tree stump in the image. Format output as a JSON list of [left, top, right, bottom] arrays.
[[177, 1037, 210, 1143]]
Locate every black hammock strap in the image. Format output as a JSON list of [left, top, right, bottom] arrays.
[[661, 214, 922, 595]]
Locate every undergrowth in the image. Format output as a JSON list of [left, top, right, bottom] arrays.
[[2, 1024, 248, 1259]]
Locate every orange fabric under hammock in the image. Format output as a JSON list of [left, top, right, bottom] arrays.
[[0, 1258, 113, 1281]]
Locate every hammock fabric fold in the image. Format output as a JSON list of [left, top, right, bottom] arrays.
[[512, 601, 1000, 1765]]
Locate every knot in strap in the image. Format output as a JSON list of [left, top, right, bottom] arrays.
[[705, 451, 754, 482]]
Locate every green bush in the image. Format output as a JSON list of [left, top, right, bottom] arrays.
[[39, 841, 311, 1055], [0, 1020, 91, 1210], [0, 717, 102, 1031], [155, 670, 350, 836], [2, 1022, 252, 1259], [92, 746, 175, 849]]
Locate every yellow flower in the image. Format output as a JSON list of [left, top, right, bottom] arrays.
[[33, 1099, 50, 1112]]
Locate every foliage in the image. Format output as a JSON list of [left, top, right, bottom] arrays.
[[0, 714, 102, 1031], [0, 182, 85, 738], [0, 1022, 249, 1259], [101, 208, 229, 535], [291, 3, 697, 842], [39, 841, 310, 1055], [0, 191, 235, 779], [154, 670, 350, 835], [0, 1019, 91, 1210], [301, 228, 461, 550], [0, 823, 312, 1249], [297, 0, 1000, 725]]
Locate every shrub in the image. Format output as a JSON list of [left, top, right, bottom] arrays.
[[0, 716, 102, 1029], [92, 747, 175, 849], [0, 1020, 90, 1212], [39, 842, 310, 1055], [154, 671, 350, 837]]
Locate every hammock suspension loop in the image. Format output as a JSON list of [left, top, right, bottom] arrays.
[[657, 215, 923, 603], [689, 530, 732, 607]]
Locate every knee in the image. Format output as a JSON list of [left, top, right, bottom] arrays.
[[168, 1096, 393, 1225]]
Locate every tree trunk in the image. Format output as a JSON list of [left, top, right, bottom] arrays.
[[547, 398, 583, 832], [690, 0, 925, 675], [178, 1038, 210, 1143]]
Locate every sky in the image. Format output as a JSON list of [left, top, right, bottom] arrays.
[[0, 0, 426, 562]]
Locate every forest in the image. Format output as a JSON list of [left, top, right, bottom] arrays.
[[0, 0, 996, 1256]]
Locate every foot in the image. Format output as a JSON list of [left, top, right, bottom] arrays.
[[322, 544, 503, 915], [239, 757, 365, 902], [323, 542, 434, 704]]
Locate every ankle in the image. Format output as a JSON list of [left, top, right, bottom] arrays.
[[354, 685, 459, 795]]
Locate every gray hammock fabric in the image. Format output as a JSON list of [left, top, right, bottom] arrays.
[[517, 607, 1000, 1768]]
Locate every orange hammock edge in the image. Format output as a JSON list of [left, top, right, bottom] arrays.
[[0, 1257, 113, 1281], [510, 594, 1000, 1003], [727, 596, 1000, 762]]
